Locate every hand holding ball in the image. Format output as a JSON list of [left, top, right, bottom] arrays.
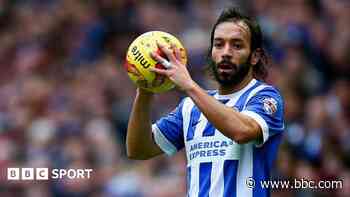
[[124, 31, 187, 93]]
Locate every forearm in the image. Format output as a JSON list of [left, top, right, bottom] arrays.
[[126, 90, 162, 159], [185, 83, 260, 143]]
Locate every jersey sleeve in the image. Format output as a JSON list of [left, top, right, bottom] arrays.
[[241, 87, 284, 146], [152, 99, 185, 156]]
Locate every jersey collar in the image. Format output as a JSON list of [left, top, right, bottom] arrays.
[[214, 78, 257, 100]]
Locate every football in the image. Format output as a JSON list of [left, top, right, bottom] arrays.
[[124, 31, 187, 93]]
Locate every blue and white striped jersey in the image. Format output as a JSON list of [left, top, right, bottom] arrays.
[[152, 79, 284, 197]]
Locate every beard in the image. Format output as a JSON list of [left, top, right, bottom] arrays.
[[208, 55, 252, 87]]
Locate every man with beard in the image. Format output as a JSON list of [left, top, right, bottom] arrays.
[[127, 7, 284, 197]]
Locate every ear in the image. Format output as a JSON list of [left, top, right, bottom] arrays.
[[250, 48, 261, 66]]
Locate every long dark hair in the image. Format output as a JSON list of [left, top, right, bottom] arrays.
[[207, 7, 269, 81]]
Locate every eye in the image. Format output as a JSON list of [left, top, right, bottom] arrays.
[[213, 41, 223, 48], [232, 43, 242, 49]]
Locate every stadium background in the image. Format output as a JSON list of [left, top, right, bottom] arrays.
[[0, 0, 349, 196]]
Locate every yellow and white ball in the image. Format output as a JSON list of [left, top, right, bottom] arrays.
[[124, 31, 187, 93]]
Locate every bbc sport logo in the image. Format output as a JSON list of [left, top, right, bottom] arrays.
[[7, 168, 93, 180]]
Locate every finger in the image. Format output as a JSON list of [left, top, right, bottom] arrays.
[[150, 52, 173, 69], [171, 43, 181, 61], [157, 42, 177, 62], [149, 67, 170, 76], [150, 51, 164, 62], [171, 44, 183, 66], [161, 59, 172, 69]]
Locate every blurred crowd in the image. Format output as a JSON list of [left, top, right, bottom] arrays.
[[0, 0, 349, 197]]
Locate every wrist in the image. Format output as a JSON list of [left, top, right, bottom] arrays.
[[184, 81, 200, 95], [137, 88, 154, 100]]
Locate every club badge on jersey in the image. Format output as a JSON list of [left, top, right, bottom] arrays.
[[262, 97, 278, 115]]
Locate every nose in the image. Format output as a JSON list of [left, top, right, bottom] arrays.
[[221, 43, 232, 59]]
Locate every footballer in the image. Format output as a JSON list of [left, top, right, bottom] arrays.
[[127, 7, 284, 197]]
